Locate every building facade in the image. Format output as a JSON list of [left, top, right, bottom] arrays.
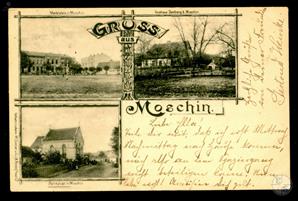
[[136, 41, 191, 69], [141, 58, 172, 68], [81, 53, 112, 68], [22, 51, 74, 74], [31, 127, 84, 160]]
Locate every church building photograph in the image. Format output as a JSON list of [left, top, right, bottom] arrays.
[[21, 107, 119, 179], [31, 127, 84, 160]]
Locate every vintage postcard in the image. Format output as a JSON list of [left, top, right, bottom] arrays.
[[9, 7, 290, 191]]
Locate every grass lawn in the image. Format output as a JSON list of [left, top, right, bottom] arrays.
[[135, 76, 236, 98], [21, 74, 122, 99], [34, 164, 68, 178]]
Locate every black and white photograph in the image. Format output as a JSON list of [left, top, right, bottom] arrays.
[[134, 16, 236, 99], [8, 6, 291, 192], [20, 18, 122, 99], [20, 15, 236, 100], [21, 107, 120, 179]]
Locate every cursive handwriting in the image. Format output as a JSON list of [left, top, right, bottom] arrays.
[[122, 115, 288, 190], [267, 18, 285, 105]]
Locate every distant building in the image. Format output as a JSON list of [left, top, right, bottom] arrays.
[[21, 51, 74, 74], [81, 53, 120, 74], [142, 58, 172, 68], [207, 59, 218, 70], [31, 127, 84, 160], [89, 150, 117, 163], [104, 150, 117, 163], [137, 41, 192, 68], [81, 53, 113, 68]]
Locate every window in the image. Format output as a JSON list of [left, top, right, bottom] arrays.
[[159, 60, 163, 66], [62, 144, 66, 157], [76, 143, 81, 155], [50, 145, 55, 152]]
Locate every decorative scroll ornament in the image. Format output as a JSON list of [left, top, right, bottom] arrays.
[[88, 19, 168, 39], [87, 11, 168, 100]]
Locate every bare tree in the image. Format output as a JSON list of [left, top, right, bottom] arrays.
[[173, 17, 229, 64], [216, 22, 236, 57], [136, 33, 154, 55], [173, 18, 192, 60]]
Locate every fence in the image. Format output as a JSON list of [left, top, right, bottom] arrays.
[[135, 66, 235, 78]]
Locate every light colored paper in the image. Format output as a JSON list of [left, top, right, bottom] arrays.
[[9, 7, 290, 191]]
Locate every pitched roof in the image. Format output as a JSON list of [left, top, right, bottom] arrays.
[[31, 136, 45, 149], [43, 127, 79, 141], [22, 51, 72, 58]]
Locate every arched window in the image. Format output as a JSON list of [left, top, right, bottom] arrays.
[[50, 145, 55, 152], [76, 143, 81, 155], [62, 144, 66, 157]]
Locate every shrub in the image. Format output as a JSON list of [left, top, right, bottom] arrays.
[[90, 160, 97, 165], [22, 146, 43, 164], [64, 159, 77, 170], [113, 162, 119, 168], [22, 146, 35, 157], [22, 162, 38, 178], [44, 151, 62, 164], [32, 152, 43, 164]]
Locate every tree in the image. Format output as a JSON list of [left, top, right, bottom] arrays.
[[45, 151, 62, 164], [96, 65, 102, 73], [215, 22, 236, 57], [222, 55, 235, 68], [136, 33, 154, 55], [173, 17, 229, 71], [20, 52, 33, 73], [69, 62, 82, 74], [147, 45, 164, 59], [88, 67, 96, 72], [98, 151, 108, 161], [110, 127, 119, 159], [22, 146, 35, 157], [103, 65, 110, 75]]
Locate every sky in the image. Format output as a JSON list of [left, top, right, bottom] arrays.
[[22, 107, 119, 153], [21, 16, 235, 63]]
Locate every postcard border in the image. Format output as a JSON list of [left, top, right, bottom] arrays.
[[16, 9, 242, 103], [16, 104, 123, 182]]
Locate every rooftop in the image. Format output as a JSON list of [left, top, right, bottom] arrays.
[[22, 51, 72, 58], [31, 136, 45, 149], [43, 127, 80, 141]]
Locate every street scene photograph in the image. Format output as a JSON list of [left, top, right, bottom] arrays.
[[20, 15, 236, 99], [21, 107, 119, 179], [20, 18, 122, 99], [134, 16, 236, 98]]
